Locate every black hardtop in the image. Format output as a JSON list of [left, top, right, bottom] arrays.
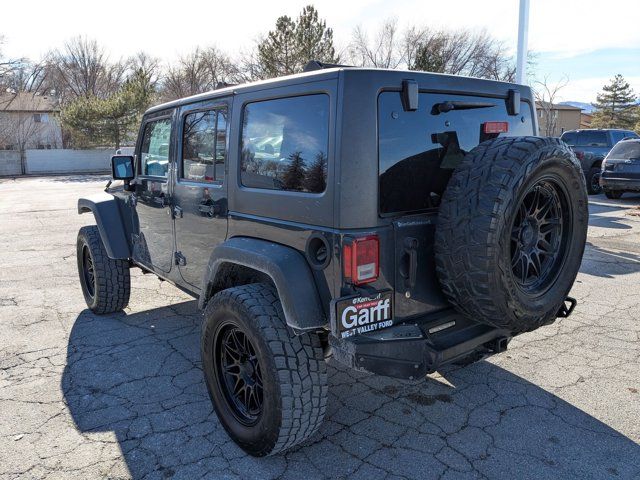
[[145, 66, 533, 116]]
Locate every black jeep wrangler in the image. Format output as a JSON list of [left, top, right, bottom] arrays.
[[76, 64, 588, 456]]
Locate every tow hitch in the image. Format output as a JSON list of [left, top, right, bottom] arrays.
[[556, 296, 577, 318]]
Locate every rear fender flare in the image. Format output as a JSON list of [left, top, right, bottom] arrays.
[[201, 237, 326, 333]]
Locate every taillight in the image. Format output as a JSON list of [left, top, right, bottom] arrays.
[[482, 122, 509, 134], [574, 150, 585, 161], [343, 236, 379, 285]]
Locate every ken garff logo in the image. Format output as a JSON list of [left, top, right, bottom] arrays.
[[341, 298, 391, 330]]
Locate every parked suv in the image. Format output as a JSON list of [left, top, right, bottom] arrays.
[[76, 64, 588, 456], [600, 138, 640, 199], [560, 128, 639, 194]]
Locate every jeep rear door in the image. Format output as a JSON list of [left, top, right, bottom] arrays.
[[172, 98, 230, 291], [378, 90, 535, 319]]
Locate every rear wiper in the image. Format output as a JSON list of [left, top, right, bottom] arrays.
[[432, 101, 496, 115]]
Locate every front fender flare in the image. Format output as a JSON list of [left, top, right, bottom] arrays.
[[78, 193, 130, 259], [201, 237, 326, 333]]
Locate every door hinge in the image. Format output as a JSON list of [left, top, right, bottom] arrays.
[[174, 251, 186, 266]]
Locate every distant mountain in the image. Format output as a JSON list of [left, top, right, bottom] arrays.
[[559, 101, 595, 113]]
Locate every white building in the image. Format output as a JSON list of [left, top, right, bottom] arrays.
[[0, 92, 63, 150]]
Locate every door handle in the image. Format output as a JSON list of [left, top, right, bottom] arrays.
[[403, 237, 418, 291], [173, 205, 183, 218]]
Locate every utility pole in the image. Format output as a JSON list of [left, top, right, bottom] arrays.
[[516, 0, 530, 84]]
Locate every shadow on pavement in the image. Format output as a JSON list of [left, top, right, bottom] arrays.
[[62, 302, 640, 480], [50, 174, 111, 183]]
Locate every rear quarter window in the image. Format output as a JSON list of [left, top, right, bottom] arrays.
[[240, 94, 329, 193], [378, 91, 533, 215]]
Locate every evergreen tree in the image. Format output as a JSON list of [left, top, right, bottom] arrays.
[[591, 74, 638, 129], [304, 152, 327, 192], [282, 152, 306, 191], [61, 68, 154, 148], [295, 6, 338, 69], [257, 6, 338, 79]]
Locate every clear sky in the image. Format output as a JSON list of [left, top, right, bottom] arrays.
[[2, 0, 639, 102]]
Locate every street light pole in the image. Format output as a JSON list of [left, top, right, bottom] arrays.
[[516, 0, 530, 85]]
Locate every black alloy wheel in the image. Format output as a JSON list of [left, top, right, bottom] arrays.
[[82, 245, 96, 298], [510, 179, 570, 294], [215, 322, 264, 425]]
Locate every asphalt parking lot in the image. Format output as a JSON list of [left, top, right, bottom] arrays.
[[0, 175, 639, 480]]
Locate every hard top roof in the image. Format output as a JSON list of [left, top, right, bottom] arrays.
[[145, 66, 525, 115]]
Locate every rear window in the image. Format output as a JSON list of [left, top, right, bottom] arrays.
[[608, 141, 640, 160], [240, 94, 329, 193], [575, 131, 608, 147], [378, 91, 533, 215], [560, 131, 577, 145]]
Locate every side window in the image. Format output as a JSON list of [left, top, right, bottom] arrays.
[[181, 108, 227, 183], [611, 131, 625, 145], [140, 118, 172, 177], [240, 94, 329, 193]]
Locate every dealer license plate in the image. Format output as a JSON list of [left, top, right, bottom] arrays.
[[334, 291, 394, 339]]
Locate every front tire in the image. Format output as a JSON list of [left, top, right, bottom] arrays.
[[201, 283, 328, 456], [76, 225, 130, 314]]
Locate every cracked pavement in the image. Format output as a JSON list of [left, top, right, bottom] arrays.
[[0, 175, 639, 480]]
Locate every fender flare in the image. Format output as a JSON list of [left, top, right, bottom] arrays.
[[78, 193, 130, 259], [201, 237, 326, 333]]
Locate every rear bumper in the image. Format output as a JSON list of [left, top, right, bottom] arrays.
[[329, 309, 512, 380], [600, 175, 640, 191]]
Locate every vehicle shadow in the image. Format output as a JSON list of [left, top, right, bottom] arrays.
[[62, 302, 640, 479]]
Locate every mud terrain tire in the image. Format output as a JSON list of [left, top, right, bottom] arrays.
[[435, 137, 588, 332]]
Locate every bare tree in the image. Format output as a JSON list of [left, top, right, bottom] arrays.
[[533, 75, 569, 137], [161, 46, 241, 101], [347, 19, 403, 68], [46, 37, 125, 104]]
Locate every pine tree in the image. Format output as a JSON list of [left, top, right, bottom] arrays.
[[591, 74, 638, 129], [61, 69, 154, 148], [295, 6, 338, 69], [282, 151, 306, 191], [304, 152, 327, 192], [256, 6, 338, 79]]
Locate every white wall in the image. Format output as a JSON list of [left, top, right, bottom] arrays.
[[0, 147, 136, 176], [0, 151, 21, 176]]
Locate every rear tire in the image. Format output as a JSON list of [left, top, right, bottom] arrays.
[[201, 283, 328, 456], [586, 166, 602, 195], [435, 137, 588, 333], [76, 225, 130, 314], [605, 189, 623, 199]]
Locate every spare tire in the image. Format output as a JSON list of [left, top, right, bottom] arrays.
[[435, 137, 588, 333]]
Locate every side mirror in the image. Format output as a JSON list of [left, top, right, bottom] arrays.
[[111, 155, 135, 181]]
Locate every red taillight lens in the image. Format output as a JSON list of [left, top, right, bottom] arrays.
[[574, 150, 585, 160], [482, 121, 509, 134], [343, 236, 379, 285]]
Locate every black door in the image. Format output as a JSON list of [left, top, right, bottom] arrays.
[[132, 114, 175, 274], [172, 103, 229, 291]]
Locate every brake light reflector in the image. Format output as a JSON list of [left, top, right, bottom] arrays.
[[343, 236, 379, 285], [483, 122, 509, 134]]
